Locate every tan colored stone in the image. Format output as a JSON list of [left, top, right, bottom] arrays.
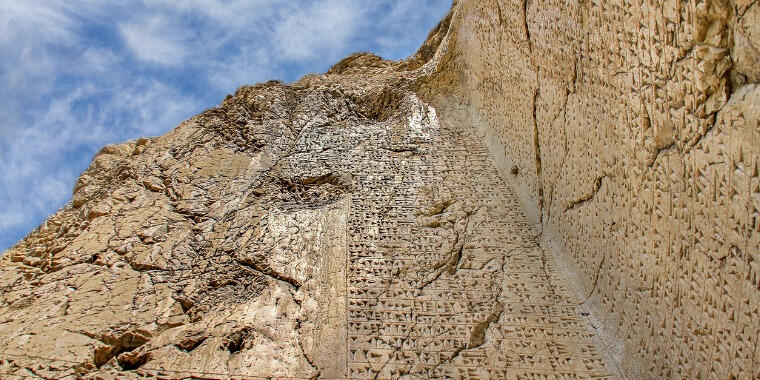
[[1, 1, 757, 379], [419, 1, 759, 378]]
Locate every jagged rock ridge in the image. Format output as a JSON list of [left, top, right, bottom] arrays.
[[1, 1, 758, 379]]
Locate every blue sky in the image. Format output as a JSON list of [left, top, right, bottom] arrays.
[[0, 0, 451, 252]]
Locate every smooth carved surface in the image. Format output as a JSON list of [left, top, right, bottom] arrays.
[[343, 95, 613, 379], [430, 0, 759, 378], [0, 0, 757, 379]]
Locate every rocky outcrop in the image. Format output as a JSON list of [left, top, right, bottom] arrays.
[[1, 1, 757, 379]]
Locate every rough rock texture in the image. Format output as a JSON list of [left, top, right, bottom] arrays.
[[0, 1, 757, 379]]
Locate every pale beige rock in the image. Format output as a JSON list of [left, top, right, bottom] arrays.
[[420, 0, 759, 378], [0, 1, 757, 379]]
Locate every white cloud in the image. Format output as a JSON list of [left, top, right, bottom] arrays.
[[208, 49, 277, 92], [0, 2, 78, 44], [0, 209, 32, 232], [120, 15, 191, 65], [0, 2, 77, 122], [273, 0, 363, 61], [150, 0, 277, 29]]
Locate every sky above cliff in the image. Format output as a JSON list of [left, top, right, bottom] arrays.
[[0, 0, 452, 252]]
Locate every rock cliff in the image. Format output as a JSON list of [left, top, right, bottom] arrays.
[[1, 1, 757, 379]]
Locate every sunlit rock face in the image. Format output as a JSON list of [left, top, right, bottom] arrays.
[[1, 1, 757, 379]]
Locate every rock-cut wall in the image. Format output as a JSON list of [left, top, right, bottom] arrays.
[[0, 0, 757, 378], [421, 0, 759, 378]]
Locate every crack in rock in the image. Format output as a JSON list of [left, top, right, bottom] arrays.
[[427, 302, 504, 376], [564, 175, 606, 212], [236, 258, 302, 290]]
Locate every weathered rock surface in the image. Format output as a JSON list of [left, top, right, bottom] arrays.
[[422, 0, 760, 378], [1, 0, 757, 379]]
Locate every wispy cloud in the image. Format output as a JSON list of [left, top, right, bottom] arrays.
[[120, 15, 192, 65], [273, 0, 363, 61], [0, 0, 451, 251]]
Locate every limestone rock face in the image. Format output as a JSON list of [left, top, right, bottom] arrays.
[[0, 1, 757, 379], [423, 0, 760, 378]]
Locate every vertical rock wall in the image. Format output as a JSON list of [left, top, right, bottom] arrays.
[[0, 1, 756, 378], [425, 0, 759, 378]]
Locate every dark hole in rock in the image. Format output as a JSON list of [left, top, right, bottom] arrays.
[[92, 331, 150, 368], [117, 351, 150, 371], [224, 329, 250, 354], [176, 295, 195, 314]]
